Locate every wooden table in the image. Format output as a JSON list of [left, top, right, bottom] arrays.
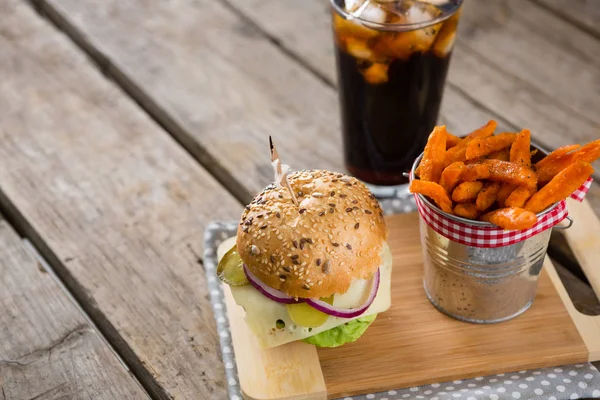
[[0, 0, 598, 398]]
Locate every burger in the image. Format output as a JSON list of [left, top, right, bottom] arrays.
[[217, 168, 392, 348]]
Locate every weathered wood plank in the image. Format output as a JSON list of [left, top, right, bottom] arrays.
[[532, 0, 600, 39], [36, 0, 344, 202], [0, 1, 242, 398], [35, 0, 521, 207], [0, 219, 148, 400]]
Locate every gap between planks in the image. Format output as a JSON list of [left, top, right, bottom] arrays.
[[28, 0, 253, 206], [0, 188, 172, 400]]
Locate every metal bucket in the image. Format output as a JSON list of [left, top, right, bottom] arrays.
[[411, 153, 569, 324]]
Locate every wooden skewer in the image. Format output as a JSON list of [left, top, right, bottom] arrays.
[[269, 136, 298, 206]]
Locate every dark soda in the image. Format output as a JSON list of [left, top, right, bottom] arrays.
[[332, 0, 461, 185]]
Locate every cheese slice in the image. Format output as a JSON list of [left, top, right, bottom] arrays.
[[217, 237, 392, 348]]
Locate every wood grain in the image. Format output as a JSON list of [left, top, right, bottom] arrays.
[[0, 219, 148, 399], [225, 212, 593, 399], [532, 0, 600, 38], [36, 0, 345, 202], [0, 1, 242, 398]]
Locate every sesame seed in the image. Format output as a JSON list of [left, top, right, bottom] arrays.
[[293, 240, 298, 249], [319, 211, 325, 216], [257, 214, 264, 218], [298, 191, 303, 197], [242, 227, 249, 233], [332, 242, 340, 247], [351, 200, 358, 204], [280, 260, 285, 265], [301, 262, 307, 266], [329, 208, 334, 213], [316, 259, 322, 266], [322, 260, 331, 274], [299, 242, 304, 250], [354, 223, 360, 229], [346, 244, 352, 250], [341, 177, 352, 183], [283, 266, 291, 273], [279, 278, 285, 282], [270, 255, 276, 263], [276, 212, 281, 218], [340, 194, 347, 198], [306, 238, 313, 244], [330, 191, 335, 196], [312, 192, 323, 198], [303, 284, 311, 290], [260, 225, 267, 229], [291, 255, 299, 260], [346, 207, 353, 212], [277, 235, 283, 240], [250, 245, 260, 255], [292, 259, 300, 265], [299, 208, 306, 214], [365, 210, 372, 214]]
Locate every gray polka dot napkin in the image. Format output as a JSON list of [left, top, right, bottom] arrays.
[[203, 196, 600, 400]]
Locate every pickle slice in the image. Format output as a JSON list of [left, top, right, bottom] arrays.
[[286, 296, 333, 328], [217, 245, 248, 286]]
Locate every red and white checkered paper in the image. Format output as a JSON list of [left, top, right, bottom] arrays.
[[414, 178, 593, 248]]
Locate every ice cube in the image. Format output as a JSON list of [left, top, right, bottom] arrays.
[[344, 0, 366, 13], [345, 38, 374, 60], [333, 13, 379, 40], [420, 0, 449, 5], [432, 23, 456, 57], [361, 63, 389, 84], [406, 4, 434, 24], [357, 2, 387, 23]]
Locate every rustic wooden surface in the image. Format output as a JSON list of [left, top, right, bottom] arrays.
[[533, 0, 600, 38], [0, 218, 148, 399], [1, 0, 599, 398], [0, 1, 241, 398], [39, 0, 600, 211]]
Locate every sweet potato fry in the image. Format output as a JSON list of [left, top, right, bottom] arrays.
[[496, 184, 517, 208], [446, 132, 462, 149], [461, 163, 491, 181], [444, 120, 497, 166], [482, 159, 538, 189], [505, 186, 533, 208], [537, 140, 600, 183], [466, 132, 517, 161], [439, 161, 466, 194], [409, 180, 453, 214], [452, 181, 484, 203], [488, 148, 510, 161], [476, 182, 501, 211], [419, 126, 447, 183], [525, 161, 595, 214], [454, 203, 479, 219], [535, 144, 580, 170], [510, 129, 531, 168], [482, 207, 538, 230]]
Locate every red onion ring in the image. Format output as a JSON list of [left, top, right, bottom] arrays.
[[243, 264, 303, 304], [305, 269, 380, 318]]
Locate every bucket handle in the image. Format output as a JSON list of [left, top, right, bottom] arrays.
[[554, 216, 574, 230]]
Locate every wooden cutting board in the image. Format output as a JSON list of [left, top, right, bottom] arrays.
[[223, 199, 600, 400]]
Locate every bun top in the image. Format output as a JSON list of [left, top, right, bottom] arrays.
[[236, 170, 387, 298]]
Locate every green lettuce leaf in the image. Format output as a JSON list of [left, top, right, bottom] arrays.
[[303, 314, 377, 348]]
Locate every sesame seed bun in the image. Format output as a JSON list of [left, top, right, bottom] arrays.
[[236, 170, 388, 299]]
